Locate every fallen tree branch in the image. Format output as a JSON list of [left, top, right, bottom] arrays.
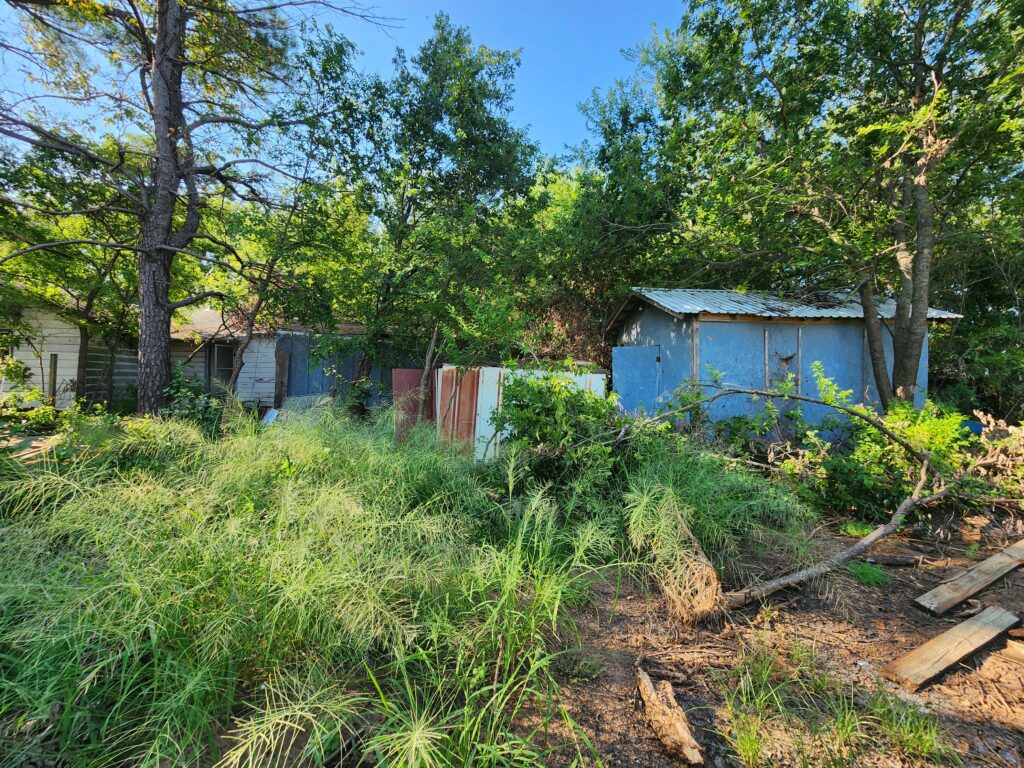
[[725, 462, 949, 608], [635, 660, 703, 764]]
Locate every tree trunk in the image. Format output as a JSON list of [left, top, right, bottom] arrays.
[[137, 253, 173, 413], [891, 150, 936, 402], [857, 272, 894, 410], [416, 324, 440, 421], [75, 324, 89, 402], [135, 0, 192, 414]]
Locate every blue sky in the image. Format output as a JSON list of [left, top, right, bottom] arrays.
[[332, 1, 683, 156]]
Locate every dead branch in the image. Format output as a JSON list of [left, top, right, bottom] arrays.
[[635, 660, 703, 764], [725, 461, 951, 608]]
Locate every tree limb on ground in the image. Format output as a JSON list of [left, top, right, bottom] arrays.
[[635, 659, 703, 764], [725, 461, 951, 608]]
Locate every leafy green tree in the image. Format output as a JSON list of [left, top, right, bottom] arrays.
[[640, 0, 1024, 408], [1, 0, 368, 412], [346, 14, 538, 412]]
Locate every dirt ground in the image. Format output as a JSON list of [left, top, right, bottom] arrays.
[[542, 512, 1024, 767]]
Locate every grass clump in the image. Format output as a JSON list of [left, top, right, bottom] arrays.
[[716, 636, 956, 767], [0, 409, 592, 766], [846, 561, 890, 586], [624, 444, 815, 616]]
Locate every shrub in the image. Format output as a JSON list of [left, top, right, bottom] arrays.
[[490, 369, 624, 490], [796, 400, 975, 520], [162, 363, 223, 433]]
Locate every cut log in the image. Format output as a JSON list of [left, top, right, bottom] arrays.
[[915, 539, 1024, 615], [864, 555, 921, 567], [636, 665, 703, 764], [882, 606, 1020, 691]]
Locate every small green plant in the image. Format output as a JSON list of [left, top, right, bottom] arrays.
[[728, 712, 767, 768], [846, 561, 890, 586], [551, 650, 604, 684], [838, 519, 875, 538], [161, 363, 223, 433], [866, 688, 955, 763]]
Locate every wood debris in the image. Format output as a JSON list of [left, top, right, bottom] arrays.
[[636, 662, 703, 764], [882, 605, 1020, 691], [996, 639, 1024, 668], [915, 539, 1024, 615]]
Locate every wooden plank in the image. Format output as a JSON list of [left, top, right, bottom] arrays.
[[915, 540, 1024, 615], [882, 606, 1019, 690]]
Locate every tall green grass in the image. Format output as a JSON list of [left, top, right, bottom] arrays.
[[0, 407, 812, 766]]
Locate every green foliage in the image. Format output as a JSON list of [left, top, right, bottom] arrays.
[[490, 370, 625, 490], [846, 562, 890, 587], [816, 401, 974, 519], [161, 364, 223, 434], [0, 353, 59, 435], [933, 319, 1024, 424], [838, 520, 875, 538]]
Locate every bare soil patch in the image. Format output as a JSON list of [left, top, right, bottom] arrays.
[[541, 514, 1024, 767]]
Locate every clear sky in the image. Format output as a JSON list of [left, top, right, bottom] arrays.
[[333, 1, 684, 157]]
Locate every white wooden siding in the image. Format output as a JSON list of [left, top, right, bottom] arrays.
[[84, 342, 138, 403], [2, 308, 81, 408], [170, 336, 276, 405], [170, 340, 208, 382]]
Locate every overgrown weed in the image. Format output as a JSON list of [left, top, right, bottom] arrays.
[[0, 403, 817, 765], [716, 636, 956, 767]]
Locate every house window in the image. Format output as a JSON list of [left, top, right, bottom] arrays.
[[210, 343, 235, 390]]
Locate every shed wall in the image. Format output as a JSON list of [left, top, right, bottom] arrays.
[[615, 304, 690, 410], [614, 308, 931, 422]]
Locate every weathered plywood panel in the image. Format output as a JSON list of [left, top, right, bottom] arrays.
[[234, 337, 276, 404], [915, 540, 1024, 615], [882, 606, 1019, 690]]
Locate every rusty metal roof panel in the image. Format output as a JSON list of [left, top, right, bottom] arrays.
[[633, 289, 961, 320]]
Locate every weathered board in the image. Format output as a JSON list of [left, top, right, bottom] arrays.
[[882, 606, 1019, 690], [915, 540, 1024, 615]]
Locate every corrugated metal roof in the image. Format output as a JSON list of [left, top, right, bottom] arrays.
[[632, 288, 962, 320]]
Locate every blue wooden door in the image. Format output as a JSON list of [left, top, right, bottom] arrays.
[[612, 345, 662, 414]]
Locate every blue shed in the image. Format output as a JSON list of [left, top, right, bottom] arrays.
[[606, 289, 961, 421]]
